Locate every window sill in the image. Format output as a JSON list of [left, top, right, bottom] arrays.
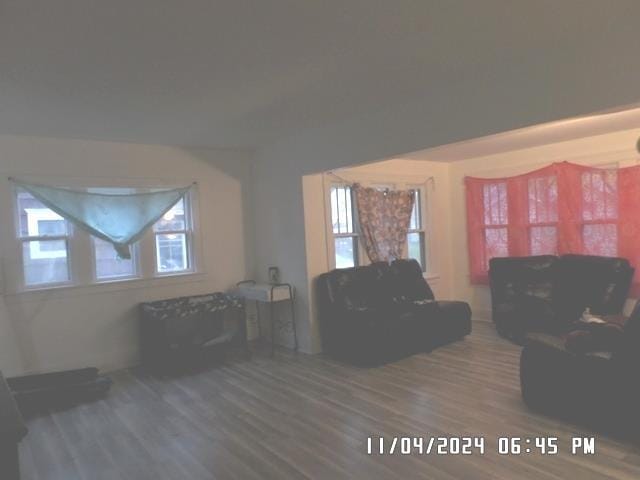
[[4, 270, 208, 302]]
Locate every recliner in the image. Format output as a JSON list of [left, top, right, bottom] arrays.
[[520, 301, 640, 440], [489, 254, 633, 343], [316, 259, 472, 366]]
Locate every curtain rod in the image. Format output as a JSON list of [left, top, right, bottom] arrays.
[[8, 176, 197, 186], [326, 171, 435, 189]]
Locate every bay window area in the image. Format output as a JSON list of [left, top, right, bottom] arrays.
[[465, 161, 640, 288], [13, 185, 197, 291], [327, 180, 431, 274]]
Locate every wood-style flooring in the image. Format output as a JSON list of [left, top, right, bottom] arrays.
[[19, 321, 640, 480]]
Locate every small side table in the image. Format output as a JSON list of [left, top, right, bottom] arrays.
[[236, 281, 298, 356]]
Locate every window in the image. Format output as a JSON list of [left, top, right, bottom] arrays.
[[528, 175, 558, 255], [13, 184, 198, 291], [154, 196, 192, 273], [482, 182, 509, 268], [407, 189, 427, 271], [581, 169, 618, 256], [466, 163, 627, 284], [330, 185, 358, 268], [88, 187, 140, 281], [16, 188, 71, 286], [93, 237, 139, 280]]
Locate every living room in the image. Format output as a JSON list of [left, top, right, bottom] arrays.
[[2, 2, 640, 479]]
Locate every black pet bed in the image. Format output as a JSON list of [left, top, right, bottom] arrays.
[[7, 367, 112, 414]]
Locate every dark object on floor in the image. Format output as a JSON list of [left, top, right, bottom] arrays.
[[489, 254, 633, 343], [316, 259, 471, 366], [139, 292, 247, 372], [0, 371, 27, 480], [520, 303, 640, 440], [7, 367, 112, 416]]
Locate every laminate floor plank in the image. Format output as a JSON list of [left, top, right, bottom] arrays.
[[20, 321, 640, 479]]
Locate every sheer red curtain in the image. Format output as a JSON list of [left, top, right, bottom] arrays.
[[465, 161, 640, 295]]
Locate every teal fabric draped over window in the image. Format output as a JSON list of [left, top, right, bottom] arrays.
[[10, 179, 193, 259]]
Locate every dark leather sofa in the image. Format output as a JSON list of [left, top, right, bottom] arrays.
[[520, 301, 640, 440], [316, 259, 471, 366], [489, 254, 633, 343]]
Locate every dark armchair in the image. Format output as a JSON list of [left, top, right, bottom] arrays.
[[520, 302, 640, 440], [489, 254, 633, 343]]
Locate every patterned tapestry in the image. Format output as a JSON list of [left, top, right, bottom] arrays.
[[353, 184, 415, 262]]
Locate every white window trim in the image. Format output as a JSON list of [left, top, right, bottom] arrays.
[[25, 209, 68, 259], [13, 186, 73, 289], [322, 172, 437, 278], [8, 179, 203, 294], [91, 237, 141, 283], [325, 182, 360, 269], [406, 185, 428, 273], [153, 191, 196, 276]]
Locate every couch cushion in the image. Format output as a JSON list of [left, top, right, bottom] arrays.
[[389, 259, 434, 302], [403, 300, 471, 348], [322, 267, 361, 309], [554, 254, 633, 323], [489, 255, 557, 306], [489, 256, 557, 340], [324, 262, 393, 311]]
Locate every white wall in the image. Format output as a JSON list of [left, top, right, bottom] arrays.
[[0, 135, 254, 376], [448, 127, 640, 319]]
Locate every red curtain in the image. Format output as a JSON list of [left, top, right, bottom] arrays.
[[465, 161, 640, 295]]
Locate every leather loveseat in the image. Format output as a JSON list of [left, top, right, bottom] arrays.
[[489, 254, 633, 343], [316, 259, 471, 366], [520, 301, 640, 440]]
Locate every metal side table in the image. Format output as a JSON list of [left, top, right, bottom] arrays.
[[236, 281, 298, 356]]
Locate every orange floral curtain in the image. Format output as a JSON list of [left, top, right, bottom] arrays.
[[353, 184, 415, 262]]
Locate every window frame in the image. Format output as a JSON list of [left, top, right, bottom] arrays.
[[84, 186, 142, 283], [328, 183, 359, 269], [153, 192, 195, 275], [527, 174, 559, 256], [323, 175, 434, 277], [10, 181, 200, 294], [14, 186, 74, 289], [91, 236, 141, 283], [580, 168, 619, 257], [481, 181, 509, 269], [406, 187, 427, 272]]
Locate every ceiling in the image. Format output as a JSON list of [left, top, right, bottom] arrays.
[[401, 105, 640, 163], [2, 1, 640, 149]]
